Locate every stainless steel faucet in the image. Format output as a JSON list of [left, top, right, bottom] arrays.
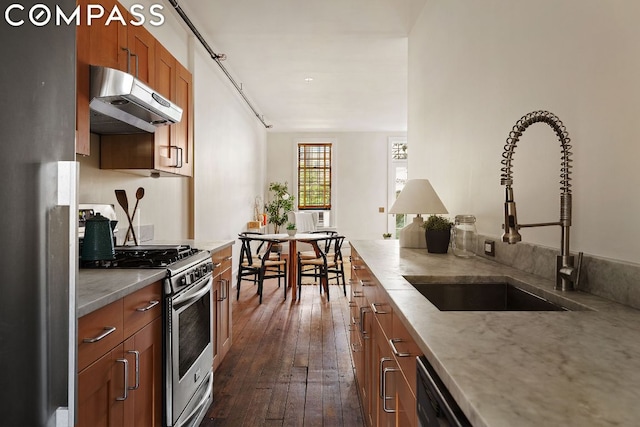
[[500, 110, 582, 291]]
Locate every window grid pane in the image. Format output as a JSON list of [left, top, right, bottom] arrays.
[[298, 143, 331, 209]]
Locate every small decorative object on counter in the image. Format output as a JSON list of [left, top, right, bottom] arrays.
[[452, 215, 478, 258], [383, 233, 392, 239], [286, 222, 297, 236], [421, 215, 453, 254]]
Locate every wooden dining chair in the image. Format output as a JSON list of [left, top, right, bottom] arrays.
[[236, 235, 287, 303], [296, 235, 346, 301]]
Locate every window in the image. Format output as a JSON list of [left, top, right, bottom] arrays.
[[388, 138, 408, 238], [297, 143, 332, 210]]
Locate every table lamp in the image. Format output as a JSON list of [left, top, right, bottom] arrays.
[[389, 179, 448, 248]]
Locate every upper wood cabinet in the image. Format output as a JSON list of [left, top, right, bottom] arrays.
[[87, 0, 155, 87], [100, 43, 194, 177], [85, 0, 194, 177]]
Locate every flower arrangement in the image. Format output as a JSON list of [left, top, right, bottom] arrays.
[[286, 222, 297, 230]]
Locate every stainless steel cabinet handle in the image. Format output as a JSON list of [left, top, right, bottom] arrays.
[[130, 52, 139, 77], [121, 47, 131, 74], [352, 265, 366, 271], [371, 302, 388, 315], [379, 357, 393, 398], [171, 146, 184, 168], [218, 279, 228, 301], [83, 326, 116, 343], [389, 338, 410, 357], [127, 350, 140, 390], [223, 256, 233, 262], [382, 366, 399, 413], [116, 358, 129, 401], [352, 290, 364, 297], [136, 300, 159, 312], [359, 306, 371, 339], [361, 280, 374, 286]]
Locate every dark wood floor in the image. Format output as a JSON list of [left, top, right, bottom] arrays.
[[201, 272, 364, 426]]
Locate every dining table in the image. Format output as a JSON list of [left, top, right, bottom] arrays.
[[247, 232, 333, 301]]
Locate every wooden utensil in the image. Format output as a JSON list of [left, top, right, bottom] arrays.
[[115, 189, 138, 246], [124, 187, 145, 244]]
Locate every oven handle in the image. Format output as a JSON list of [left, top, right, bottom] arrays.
[[177, 371, 213, 426], [173, 275, 213, 309]]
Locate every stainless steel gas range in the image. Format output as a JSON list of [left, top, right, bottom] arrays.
[[83, 244, 214, 427]]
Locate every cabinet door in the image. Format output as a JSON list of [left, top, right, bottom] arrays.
[[88, 0, 128, 71], [123, 317, 163, 427], [218, 267, 232, 360], [127, 20, 156, 86], [153, 43, 177, 173], [173, 60, 194, 176], [77, 344, 126, 427], [373, 317, 397, 427]]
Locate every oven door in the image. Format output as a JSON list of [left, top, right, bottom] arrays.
[[168, 274, 214, 426]]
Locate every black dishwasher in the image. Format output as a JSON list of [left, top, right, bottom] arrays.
[[417, 356, 471, 427]]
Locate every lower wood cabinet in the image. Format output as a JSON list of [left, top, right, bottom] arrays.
[[77, 282, 162, 427], [350, 248, 421, 427], [212, 246, 233, 371]]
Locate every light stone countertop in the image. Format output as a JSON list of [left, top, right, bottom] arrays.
[[77, 239, 234, 317], [350, 239, 640, 427]]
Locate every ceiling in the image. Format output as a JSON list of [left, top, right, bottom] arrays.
[[177, 0, 427, 132]]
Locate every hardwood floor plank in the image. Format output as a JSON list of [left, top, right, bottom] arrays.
[[203, 269, 363, 427]]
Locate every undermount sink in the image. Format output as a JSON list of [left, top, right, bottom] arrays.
[[409, 282, 569, 311]]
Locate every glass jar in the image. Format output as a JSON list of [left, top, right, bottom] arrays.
[[452, 215, 477, 258]]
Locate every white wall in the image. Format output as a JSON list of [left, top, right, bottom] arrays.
[[408, 0, 640, 263], [79, 0, 267, 248], [266, 132, 405, 240]]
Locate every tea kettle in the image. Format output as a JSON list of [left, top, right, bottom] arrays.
[[81, 213, 115, 261]]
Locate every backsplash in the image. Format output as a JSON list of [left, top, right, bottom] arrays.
[[475, 234, 640, 310]]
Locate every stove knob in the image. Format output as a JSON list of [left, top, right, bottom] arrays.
[[180, 276, 187, 286]]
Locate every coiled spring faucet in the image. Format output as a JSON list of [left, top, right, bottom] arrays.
[[500, 110, 582, 291]]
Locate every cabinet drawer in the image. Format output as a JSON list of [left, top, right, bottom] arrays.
[[123, 281, 162, 339], [391, 314, 422, 396], [212, 246, 232, 276], [78, 299, 124, 372]]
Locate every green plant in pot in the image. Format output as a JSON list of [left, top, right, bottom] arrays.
[[266, 181, 295, 234], [421, 215, 453, 253], [286, 222, 297, 236]]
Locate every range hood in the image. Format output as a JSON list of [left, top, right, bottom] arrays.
[[89, 65, 183, 134]]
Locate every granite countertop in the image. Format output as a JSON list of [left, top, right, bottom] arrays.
[[77, 239, 234, 317], [350, 239, 640, 427]]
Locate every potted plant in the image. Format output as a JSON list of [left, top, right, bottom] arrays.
[[265, 181, 295, 234], [421, 215, 453, 253], [382, 233, 392, 239], [286, 222, 297, 236]]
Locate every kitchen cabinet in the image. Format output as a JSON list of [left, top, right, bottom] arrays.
[[350, 250, 374, 426], [212, 246, 233, 371], [99, 43, 193, 177], [87, 0, 155, 86], [349, 248, 420, 427], [77, 281, 162, 427]]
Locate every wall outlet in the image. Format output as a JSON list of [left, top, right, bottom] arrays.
[[484, 240, 495, 257]]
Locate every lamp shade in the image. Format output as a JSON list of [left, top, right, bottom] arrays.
[[389, 179, 448, 215]]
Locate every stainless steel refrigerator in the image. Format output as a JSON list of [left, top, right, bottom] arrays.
[[0, 2, 77, 425]]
